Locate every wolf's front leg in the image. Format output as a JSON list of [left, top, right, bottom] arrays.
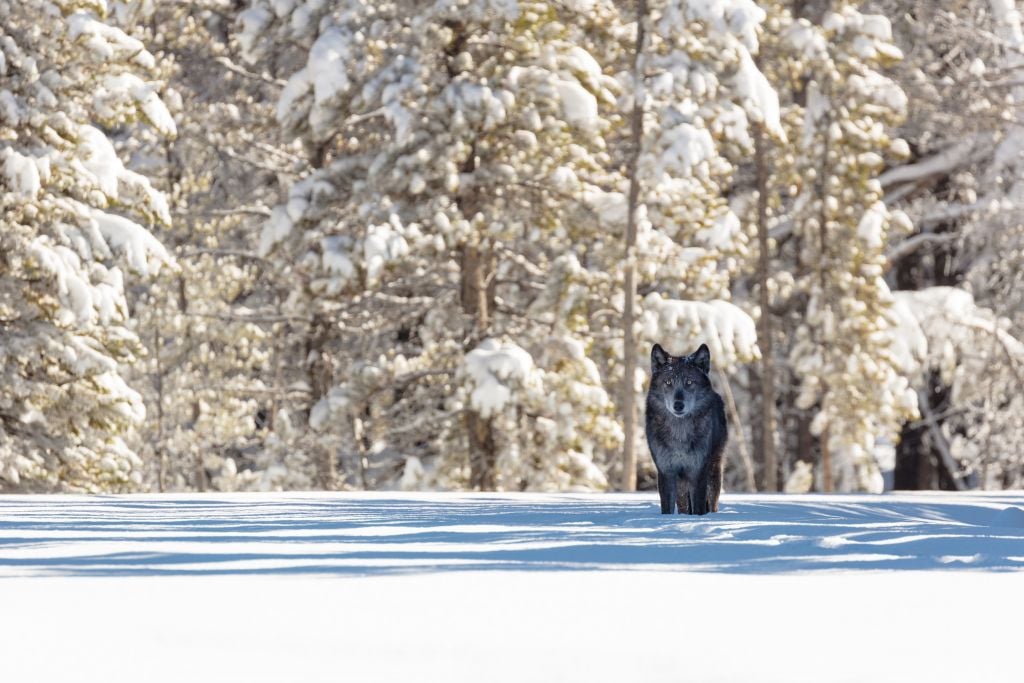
[[657, 470, 675, 514], [706, 461, 723, 513], [676, 476, 692, 515], [689, 473, 710, 515]]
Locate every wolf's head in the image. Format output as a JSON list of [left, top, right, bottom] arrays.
[[649, 343, 714, 417]]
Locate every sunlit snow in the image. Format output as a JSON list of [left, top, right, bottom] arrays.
[[2, 492, 1022, 682]]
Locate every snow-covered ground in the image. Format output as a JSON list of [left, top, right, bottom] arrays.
[[3, 491, 1023, 681]]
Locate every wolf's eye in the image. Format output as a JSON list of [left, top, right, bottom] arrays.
[[663, 379, 672, 387], [685, 379, 693, 387]]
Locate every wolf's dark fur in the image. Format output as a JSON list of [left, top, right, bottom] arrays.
[[645, 343, 727, 515]]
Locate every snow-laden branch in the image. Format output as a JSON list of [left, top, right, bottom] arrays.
[[214, 56, 287, 87], [879, 136, 982, 189], [887, 231, 960, 262], [177, 249, 270, 263]]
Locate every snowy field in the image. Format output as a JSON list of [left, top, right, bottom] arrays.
[[3, 491, 1024, 682]]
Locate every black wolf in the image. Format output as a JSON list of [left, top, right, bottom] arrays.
[[645, 343, 727, 515]]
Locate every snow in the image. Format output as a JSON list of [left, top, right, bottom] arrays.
[[91, 209, 172, 276], [642, 293, 760, 369], [95, 74, 177, 136], [649, 122, 716, 178], [582, 187, 627, 226], [890, 286, 1024, 386], [77, 125, 123, 198], [561, 46, 603, 84], [990, 0, 1024, 49], [685, 0, 767, 52], [787, 19, 828, 57], [307, 27, 354, 138], [30, 240, 93, 322], [462, 339, 539, 418], [734, 47, 786, 141], [237, 6, 273, 62], [1, 146, 43, 197], [849, 69, 907, 117], [991, 505, 1024, 528], [554, 79, 598, 130], [856, 200, 887, 249], [696, 208, 741, 249], [259, 205, 293, 256], [308, 386, 352, 432], [1, 491, 1022, 683], [0, 89, 20, 124], [67, 11, 156, 69], [385, 99, 417, 147], [320, 236, 355, 280], [880, 137, 977, 189], [363, 221, 409, 285], [277, 66, 312, 129]]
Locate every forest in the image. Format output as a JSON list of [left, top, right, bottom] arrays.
[[2, 0, 1023, 495]]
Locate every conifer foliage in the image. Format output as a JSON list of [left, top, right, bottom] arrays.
[[2, 0, 1024, 494], [0, 0, 173, 491]]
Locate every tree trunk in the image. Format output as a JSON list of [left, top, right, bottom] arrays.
[[353, 413, 369, 490], [717, 368, 756, 492], [447, 17, 499, 489], [460, 243, 498, 488], [620, 0, 647, 493], [175, 273, 207, 492], [467, 412, 496, 490], [796, 409, 813, 478], [820, 426, 833, 492], [306, 315, 336, 490], [754, 122, 779, 492], [154, 322, 166, 493], [459, 244, 492, 333]]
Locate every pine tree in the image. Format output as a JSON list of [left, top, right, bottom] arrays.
[[614, 0, 778, 488], [114, 1, 292, 492], [241, 0, 630, 490], [865, 0, 1024, 489], [786, 5, 918, 492], [0, 0, 173, 491]]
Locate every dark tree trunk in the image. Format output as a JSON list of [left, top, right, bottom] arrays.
[[306, 315, 336, 490], [448, 20, 498, 489], [467, 412, 496, 490], [754, 121, 778, 492], [620, 0, 647, 492], [461, 244, 498, 489]]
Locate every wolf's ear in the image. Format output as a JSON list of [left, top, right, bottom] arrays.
[[651, 344, 670, 370], [690, 343, 710, 374]]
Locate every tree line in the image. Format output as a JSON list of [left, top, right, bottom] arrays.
[[1, 0, 1022, 494]]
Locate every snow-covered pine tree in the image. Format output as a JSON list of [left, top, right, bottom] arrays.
[[0, 0, 173, 491], [112, 1, 293, 492], [786, 5, 918, 492], [240, 0, 629, 490], [608, 0, 777, 488], [862, 0, 1024, 489]]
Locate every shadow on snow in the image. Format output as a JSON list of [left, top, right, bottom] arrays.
[[1, 493, 1023, 577]]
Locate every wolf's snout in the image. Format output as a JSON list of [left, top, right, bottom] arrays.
[[672, 399, 684, 413]]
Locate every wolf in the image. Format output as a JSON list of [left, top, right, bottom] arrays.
[[645, 343, 727, 515]]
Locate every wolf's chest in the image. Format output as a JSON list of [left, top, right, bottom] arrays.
[[649, 429, 706, 472]]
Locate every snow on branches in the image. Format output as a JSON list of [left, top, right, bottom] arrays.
[[0, 0, 174, 491]]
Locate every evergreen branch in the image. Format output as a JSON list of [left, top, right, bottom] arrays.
[[214, 56, 287, 87]]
